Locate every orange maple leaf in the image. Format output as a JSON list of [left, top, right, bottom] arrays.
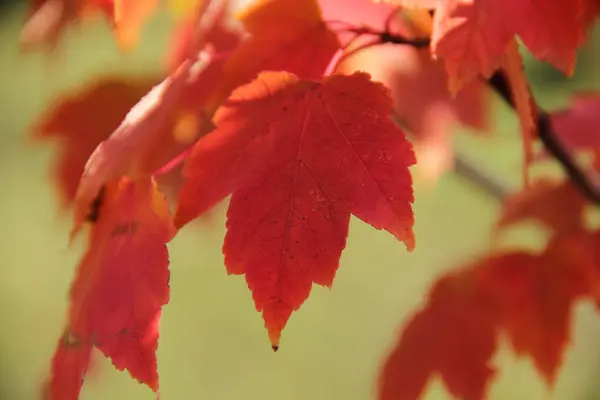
[[175, 71, 416, 348], [206, 0, 341, 109], [112, 0, 158, 49], [44, 176, 176, 399]]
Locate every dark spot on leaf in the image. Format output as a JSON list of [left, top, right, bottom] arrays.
[[86, 186, 106, 223], [61, 329, 83, 347], [111, 221, 139, 237]]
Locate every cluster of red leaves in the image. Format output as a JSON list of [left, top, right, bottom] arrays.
[[21, 0, 600, 399], [380, 178, 600, 399]]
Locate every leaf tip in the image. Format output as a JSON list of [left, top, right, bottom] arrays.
[[268, 328, 281, 351]]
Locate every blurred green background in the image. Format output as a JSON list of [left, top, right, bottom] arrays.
[[1, 1, 600, 399]]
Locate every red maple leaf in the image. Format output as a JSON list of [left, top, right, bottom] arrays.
[[337, 43, 490, 183], [44, 176, 176, 399], [33, 75, 157, 208], [69, 58, 210, 229], [35, 16, 241, 212], [206, 0, 341, 109], [393, 0, 595, 89], [43, 334, 92, 400], [379, 233, 600, 399], [378, 266, 500, 400], [175, 71, 416, 348], [482, 234, 599, 384], [324, 2, 490, 183], [497, 179, 587, 234]]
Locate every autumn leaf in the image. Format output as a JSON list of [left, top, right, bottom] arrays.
[[206, 0, 341, 109], [394, 0, 594, 90], [500, 40, 538, 185], [337, 43, 489, 184], [319, 0, 400, 34], [481, 235, 599, 384], [73, 60, 195, 229], [45, 176, 176, 399], [327, 1, 489, 184], [165, 0, 241, 72], [175, 71, 416, 348], [378, 267, 500, 400], [43, 335, 92, 400], [497, 179, 587, 234], [33, 75, 157, 207], [379, 233, 600, 399], [166, 0, 242, 107], [112, 0, 158, 49]]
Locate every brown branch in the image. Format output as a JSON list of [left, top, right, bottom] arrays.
[[365, 28, 600, 204], [342, 26, 430, 48], [453, 151, 513, 201], [487, 72, 600, 204]]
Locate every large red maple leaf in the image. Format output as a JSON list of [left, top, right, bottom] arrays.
[[44, 176, 176, 399], [175, 71, 416, 348]]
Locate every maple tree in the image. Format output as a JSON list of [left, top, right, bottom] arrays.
[[16, 0, 600, 398]]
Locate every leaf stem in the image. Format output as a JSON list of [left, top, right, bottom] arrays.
[[153, 146, 194, 177]]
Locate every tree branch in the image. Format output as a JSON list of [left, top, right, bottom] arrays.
[[343, 26, 430, 48], [369, 29, 600, 204], [487, 71, 600, 204], [453, 151, 513, 201]]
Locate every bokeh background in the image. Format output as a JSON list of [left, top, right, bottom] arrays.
[[1, 1, 600, 399]]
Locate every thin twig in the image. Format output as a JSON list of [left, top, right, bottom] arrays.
[[340, 26, 430, 48]]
